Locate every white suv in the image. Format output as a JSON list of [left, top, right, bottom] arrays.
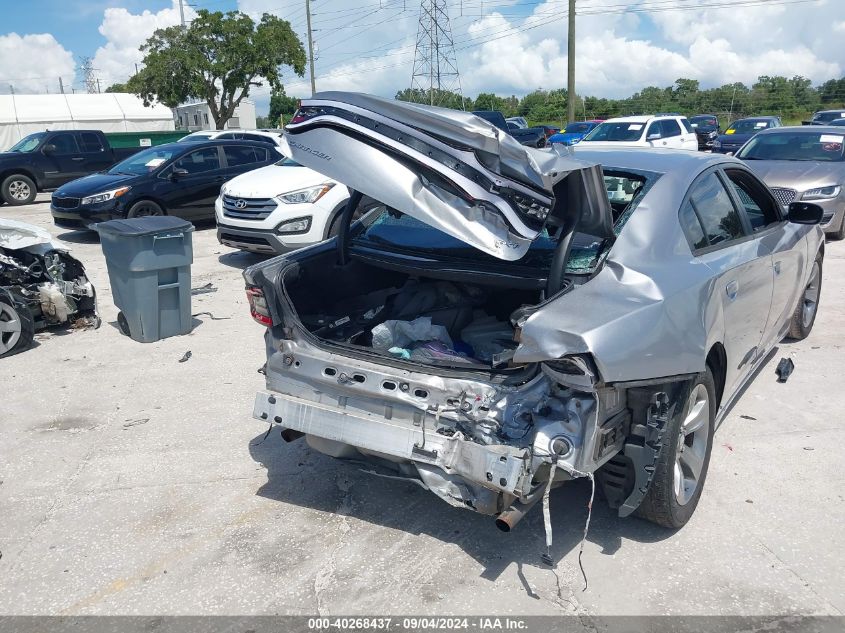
[[215, 139, 355, 255], [179, 129, 285, 149], [579, 115, 698, 150]]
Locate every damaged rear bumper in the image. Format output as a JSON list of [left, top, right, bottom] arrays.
[[254, 390, 531, 504]]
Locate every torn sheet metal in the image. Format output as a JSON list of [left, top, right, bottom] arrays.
[[285, 92, 613, 261], [1, 220, 99, 348]]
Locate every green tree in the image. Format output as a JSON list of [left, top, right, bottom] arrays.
[[128, 9, 306, 129], [268, 87, 299, 127], [105, 82, 129, 93]]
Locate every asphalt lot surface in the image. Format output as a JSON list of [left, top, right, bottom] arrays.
[[1, 195, 844, 616]]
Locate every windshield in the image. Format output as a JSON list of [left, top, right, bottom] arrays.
[[583, 121, 645, 142], [690, 116, 718, 130], [726, 119, 771, 134], [179, 133, 215, 143], [108, 146, 179, 175], [7, 133, 46, 153], [814, 111, 845, 123], [564, 122, 593, 134], [275, 156, 302, 167], [353, 171, 651, 274], [737, 132, 845, 162]]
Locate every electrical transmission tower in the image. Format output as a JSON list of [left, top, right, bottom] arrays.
[[409, 0, 463, 108], [80, 57, 99, 94]]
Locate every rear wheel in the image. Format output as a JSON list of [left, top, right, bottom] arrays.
[[0, 297, 35, 357], [127, 200, 164, 218], [2, 174, 37, 205], [636, 369, 716, 529], [787, 254, 822, 340]]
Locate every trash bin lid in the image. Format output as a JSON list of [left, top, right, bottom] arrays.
[[97, 216, 194, 237]]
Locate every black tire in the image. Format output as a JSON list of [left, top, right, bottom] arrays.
[[117, 312, 130, 336], [787, 253, 822, 340], [0, 297, 36, 358], [827, 213, 845, 241], [126, 200, 164, 219], [636, 369, 716, 529], [1, 174, 37, 206]]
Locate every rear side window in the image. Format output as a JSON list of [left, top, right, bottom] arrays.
[[724, 169, 781, 231], [681, 172, 746, 251], [244, 133, 275, 145], [660, 119, 682, 137], [174, 147, 221, 173], [79, 133, 104, 153], [224, 145, 263, 167]]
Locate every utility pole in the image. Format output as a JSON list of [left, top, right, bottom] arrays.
[[305, 0, 316, 95], [96, 79, 101, 94], [178, 0, 186, 27], [59, 77, 64, 94], [566, 0, 576, 123], [9, 85, 13, 95]]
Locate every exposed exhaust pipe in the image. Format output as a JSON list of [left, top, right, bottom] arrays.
[[495, 489, 544, 532]]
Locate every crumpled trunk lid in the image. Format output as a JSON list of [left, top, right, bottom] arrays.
[[285, 92, 613, 261]]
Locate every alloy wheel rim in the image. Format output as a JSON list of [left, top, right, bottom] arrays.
[[801, 262, 820, 329], [673, 383, 710, 506], [0, 302, 22, 354], [134, 205, 162, 218], [8, 180, 31, 201]]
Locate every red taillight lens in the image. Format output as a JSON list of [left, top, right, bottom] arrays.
[[246, 286, 273, 326]]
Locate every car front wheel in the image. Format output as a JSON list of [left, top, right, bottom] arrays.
[[636, 369, 716, 529], [0, 297, 35, 357]]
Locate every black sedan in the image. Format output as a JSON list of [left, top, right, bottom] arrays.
[[50, 140, 279, 230]]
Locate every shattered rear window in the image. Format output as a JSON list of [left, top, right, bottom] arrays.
[[354, 171, 654, 274]]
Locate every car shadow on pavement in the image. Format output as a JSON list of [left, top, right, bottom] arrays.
[[217, 251, 269, 270], [249, 432, 673, 584], [56, 230, 100, 244]]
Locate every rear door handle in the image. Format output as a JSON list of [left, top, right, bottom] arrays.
[[726, 280, 739, 301], [71, 157, 85, 161], [774, 260, 782, 275]]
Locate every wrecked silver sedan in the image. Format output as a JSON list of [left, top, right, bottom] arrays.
[[246, 93, 825, 530], [0, 219, 98, 357]]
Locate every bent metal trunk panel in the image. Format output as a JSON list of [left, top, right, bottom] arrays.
[[284, 92, 613, 261]]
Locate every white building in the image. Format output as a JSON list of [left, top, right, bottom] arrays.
[[174, 99, 257, 131], [0, 93, 175, 149]]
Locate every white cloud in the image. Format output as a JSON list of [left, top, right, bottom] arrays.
[[92, 0, 196, 89], [0, 33, 75, 94]]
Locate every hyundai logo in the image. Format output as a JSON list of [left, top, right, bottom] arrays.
[[234, 199, 248, 209]]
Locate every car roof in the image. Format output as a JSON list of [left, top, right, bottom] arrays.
[[149, 139, 276, 152], [571, 146, 740, 174], [755, 125, 845, 134], [603, 114, 681, 123], [733, 116, 779, 122]]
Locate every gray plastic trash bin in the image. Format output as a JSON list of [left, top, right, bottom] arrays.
[[98, 216, 195, 343]]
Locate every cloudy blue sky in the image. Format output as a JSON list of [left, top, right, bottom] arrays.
[[2, 0, 844, 114]]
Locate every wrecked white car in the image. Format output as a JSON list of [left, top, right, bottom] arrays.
[[0, 219, 98, 357], [246, 93, 825, 530]]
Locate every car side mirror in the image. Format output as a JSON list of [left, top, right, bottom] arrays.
[[42, 144, 56, 155], [787, 202, 824, 225], [169, 168, 189, 181]]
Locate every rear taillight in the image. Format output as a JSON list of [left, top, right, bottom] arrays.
[[246, 286, 273, 326]]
